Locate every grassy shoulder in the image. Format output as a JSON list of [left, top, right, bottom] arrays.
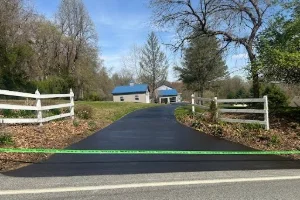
[[76, 101, 160, 123], [175, 106, 300, 159], [0, 101, 160, 172]]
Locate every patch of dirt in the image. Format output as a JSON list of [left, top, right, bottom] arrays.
[[0, 119, 108, 172], [177, 111, 300, 160]]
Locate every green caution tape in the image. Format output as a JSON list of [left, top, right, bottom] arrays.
[[0, 148, 300, 155]]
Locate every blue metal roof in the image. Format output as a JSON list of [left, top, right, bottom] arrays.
[[158, 89, 178, 97], [112, 84, 149, 95]]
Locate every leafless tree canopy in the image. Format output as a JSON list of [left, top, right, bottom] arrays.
[[151, 0, 273, 50], [150, 0, 284, 97]]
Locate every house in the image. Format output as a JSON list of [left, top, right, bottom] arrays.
[[155, 84, 181, 104], [111, 82, 150, 103]]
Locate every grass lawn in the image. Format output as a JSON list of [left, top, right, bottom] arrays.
[[76, 101, 160, 123]]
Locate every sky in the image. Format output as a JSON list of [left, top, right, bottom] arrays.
[[33, 0, 249, 81]]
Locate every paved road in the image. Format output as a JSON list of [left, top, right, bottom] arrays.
[[2, 180, 300, 200], [1, 170, 300, 199], [3, 105, 300, 177]]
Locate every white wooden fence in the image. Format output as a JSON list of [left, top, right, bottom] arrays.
[[191, 94, 269, 130], [0, 89, 75, 125]]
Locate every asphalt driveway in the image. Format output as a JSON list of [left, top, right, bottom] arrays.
[[4, 105, 300, 177]]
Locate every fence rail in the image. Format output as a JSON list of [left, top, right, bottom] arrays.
[[217, 98, 264, 103], [191, 95, 213, 111], [191, 94, 269, 130], [0, 89, 74, 125], [218, 109, 265, 114]]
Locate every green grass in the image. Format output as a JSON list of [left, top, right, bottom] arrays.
[[174, 105, 205, 121], [76, 101, 161, 123], [0, 133, 13, 145], [242, 123, 264, 130]]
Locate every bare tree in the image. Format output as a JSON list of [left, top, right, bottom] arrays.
[[150, 0, 282, 97], [139, 32, 168, 99], [0, 0, 36, 91], [56, 0, 98, 99], [121, 44, 142, 81]]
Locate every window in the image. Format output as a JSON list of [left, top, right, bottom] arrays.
[[120, 96, 124, 101], [135, 95, 139, 100]]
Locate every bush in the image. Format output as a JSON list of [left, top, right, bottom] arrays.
[[0, 133, 13, 145], [270, 135, 280, 145], [0, 109, 14, 117], [212, 125, 223, 137], [73, 120, 79, 127], [262, 84, 289, 109], [0, 109, 35, 118], [18, 110, 35, 118], [33, 76, 72, 94], [88, 121, 98, 131], [86, 92, 100, 101], [51, 109, 61, 116], [75, 105, 93, 119]]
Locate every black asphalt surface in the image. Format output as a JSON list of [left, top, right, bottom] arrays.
[[4, 105, 300, 177]]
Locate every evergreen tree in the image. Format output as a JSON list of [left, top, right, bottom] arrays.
[[175, 35, 227, 99]]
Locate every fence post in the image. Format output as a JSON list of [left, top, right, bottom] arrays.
[[191, 93, 195, 113], [214, 97, 218, 120], [35, 89, 42, 126], [263, 95, 269, 130], [70, 89, 75, 120]]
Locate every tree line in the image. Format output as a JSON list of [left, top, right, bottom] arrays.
[[0, 0, 171, 101], [0, 0, 107, 100]]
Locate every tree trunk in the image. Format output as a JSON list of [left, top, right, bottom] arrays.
[[199, 85, 204, 105], [246, 46, 260, 98]]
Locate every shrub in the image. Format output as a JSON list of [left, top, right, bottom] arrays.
[[262, 84, 288, 109], [227, 91, 235, 99], [87, 92, 100, 101], [73, 120, 79, 127], [1, 109, 14, 117], [0, 133, 13, 145], [33, 76, 71, 94], [270, 135, 280, 145], [18, 110, 35, 118], [212, 125, 223, 137], [50, 109, 61, 116], [0, 109, 35, 118], [88, 121, 98, 131], [75, 105, 93, 119]]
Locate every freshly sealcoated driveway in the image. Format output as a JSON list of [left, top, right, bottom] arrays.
[[4, 105, 300, 177]]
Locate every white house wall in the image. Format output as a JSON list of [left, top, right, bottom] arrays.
[[113, 93, 148, 103]]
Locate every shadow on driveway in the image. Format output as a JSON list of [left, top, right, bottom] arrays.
[[3, 105, 300, 177]]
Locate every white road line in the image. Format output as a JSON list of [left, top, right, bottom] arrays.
[[1, 176, 300, 195]]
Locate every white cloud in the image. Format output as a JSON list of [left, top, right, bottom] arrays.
[[232, 53, 248, 59]]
